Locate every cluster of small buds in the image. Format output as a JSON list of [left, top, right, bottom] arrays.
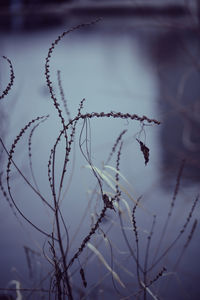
[[0, 56, 15, 100], [65, 112, 160, 131], [180, 195, 199, 234], [169, 159, 185, 217], [0, 172, 21, 223], [114, 141, 123, 200], [45, 21, 101, 144], [147, 266, 167, 288], [132, 198, 141, 243], [7, 116, 49, 184], [80, 268, 87, 288], [184, 219, 198, 249], [77, 98, 86, 116], [150, 194, 199, 272], [45, 52, 68, 156], [107, 129, 127, 164], [147, 215, 156, 241], [48, 149, 54, 191], [57, 70, 72, 123], [28, 117, 49, 168]]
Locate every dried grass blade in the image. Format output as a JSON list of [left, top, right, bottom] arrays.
[[9, 280, 22, 300], [85, 165, 116, 191], [104, 165, 130, 185], [87, 242, 125, 288], [140, 281, 159, 300]]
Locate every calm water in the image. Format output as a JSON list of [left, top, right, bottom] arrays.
[[0, 19, 199, 299]]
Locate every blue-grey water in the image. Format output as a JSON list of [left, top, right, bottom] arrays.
[[0, 17, 200, 299]]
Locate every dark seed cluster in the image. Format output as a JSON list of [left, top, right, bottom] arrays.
[[0, 56, 15, 100]]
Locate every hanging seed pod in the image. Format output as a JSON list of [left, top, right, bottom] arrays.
[[136, 139, 150, 166]]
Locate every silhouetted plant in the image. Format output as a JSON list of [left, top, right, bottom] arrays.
[[0, 20, 198, 300]]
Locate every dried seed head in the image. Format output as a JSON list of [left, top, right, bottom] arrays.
[[0, 56, 15, 100], [136, 139, 150, 166]]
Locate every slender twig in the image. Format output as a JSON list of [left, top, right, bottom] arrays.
[[152, 160, 185, 263], [148, 195, 199, 273], [143, 215, 156, 299]]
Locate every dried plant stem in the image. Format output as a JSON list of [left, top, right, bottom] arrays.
[[132, 198, 142, 289], [106, 129, 127, 164], [57, 70, 71, 122], [80, 267, 87, 288], [147, 266, 167, 288], [148, 194, 199, 273], [0, 172, 22, 225], [57, 98, 86, 203], [143, 215, 156, 299], [0, 56, 15, 100], [118, 206, 143, 273], [48, 234, 63, 300], [49, 111, 160, 201], [135, 267, 166, 298], [1, 134, 55, 239], [79, 116, 104, 197], [67, 204, 108, 269], [2, 17, 196, 299], [152, 159, 185, 263], [52, 191, 73, 299], [174, 218, 198, 271], [114, 141, 123, 201], [45, 21, 101, 204], [28, 117, 48, 192]]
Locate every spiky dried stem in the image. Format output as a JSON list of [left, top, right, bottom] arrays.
[[0, 56, 15, 100]]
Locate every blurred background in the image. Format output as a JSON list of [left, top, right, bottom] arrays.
[[0, 0, 200, 184], [0, 1, 200, 299]]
